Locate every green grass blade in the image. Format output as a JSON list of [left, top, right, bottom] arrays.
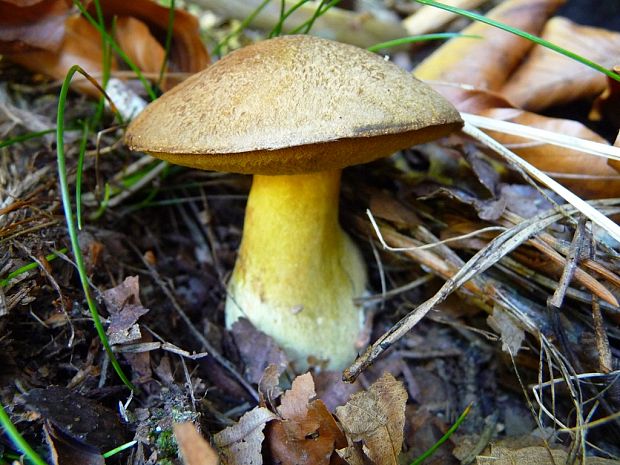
[[56, 65, 135, 392], [74, 1, 157, 100], [157, 0, 176, 89], [367, 33, 480, 52], [269, 0, 308, 38], [415, 0, 620, 82], [289, 0, 341, 34], [0, 403, 48, 465], [0, 248, 68, 287], [102, 440, 138, 458], [75, 121, 89, 230], [213, 0, 272, 56], [0, 129, 55, 149], [409, 403, 472, 465]]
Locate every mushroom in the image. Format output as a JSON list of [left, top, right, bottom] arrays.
[[125, 35, 462, 370]]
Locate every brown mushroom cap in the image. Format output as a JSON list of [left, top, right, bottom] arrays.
[[125, 34, 462, 175]]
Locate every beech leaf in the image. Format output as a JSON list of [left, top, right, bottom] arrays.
[[213, 407, 277, 465], [335, 373, 407, 465], [414, 0, 564, 90], [502, 17, 620, 111]]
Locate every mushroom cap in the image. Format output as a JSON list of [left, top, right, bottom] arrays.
[[125, 35, 462, 175]]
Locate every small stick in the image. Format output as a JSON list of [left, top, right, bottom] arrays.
[[548, 219, 586, 309]]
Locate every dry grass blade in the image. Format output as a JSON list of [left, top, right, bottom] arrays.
[[462, 112, 620, 161], [462, 122, 620, 243], [344, 205, 570, 381]]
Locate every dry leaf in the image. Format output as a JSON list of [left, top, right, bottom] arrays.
[[402, 0, 488, 36], [502, 17, 620, 111], [4, 0, 209, 96], [268, 373, 347, 465], [478, 107, 620, 199], [114, 16, 166, 77], [335, 373, 408, 465], [476, 445, 620, 464], [44, 423, 106, 465], [213, 407, 277, 465], [232, 318, 288, 385], [102, 275, 150, 344], [90, 0, 209, 77], [487, 306, 525, 354], [414, 0, 564, 90], [174, 422, 219, 465], [590, 64, 620, 130], [0, 0, 71, 53]]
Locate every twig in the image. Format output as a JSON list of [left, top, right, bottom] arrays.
[[127, 242, 259, 401], [548, 219, 586, 309], [343, 205, 569, 382]]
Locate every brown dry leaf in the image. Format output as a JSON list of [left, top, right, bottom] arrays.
[[174, 422, 220, 465], [478, 107, 620, 199], [268, 372, 347, 465], [502, 17, 620, 111], [402, 0, 488, 36], [476, 445, 619, 464], [335, 373, 408, 465], [91, 0, 210, 76], [414, 0, 564, 90], [4, 0, 208, 96], [590, 65, 620, 130], [114, 16, 166, 77], [102, 275, 150, 344], [0, 0, 71, 53], [213, 407, 277, 465], [8, 14, 117, 97], [487, 306, 525, 354], [232, 318, 288, 385]]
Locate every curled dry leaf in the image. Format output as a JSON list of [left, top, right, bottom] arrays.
[[114, 16, 166, 79], [268, 372, 347, 465], [402, 0, 489, 36], [3, 0, 208, 96], [502, 17, 620, 111], [9, 14, 115, 97], [0, 0, 71, 53], [414, 0, 564, 90], [174, 422, 219, 465], [476, 445, 620, 465], [89, 0, 209, 77], [335, 373, 407, 465], [590, 64, 620, 131], [213, 407, 277, 465], [478, 107, 620, 199]]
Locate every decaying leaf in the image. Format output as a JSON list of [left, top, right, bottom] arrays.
[[8, 14, 114, 97], [102, 275, 149, 345], [232, 318, 288, 385], [23, 386, 129, 453], [502, 17, 620, 111], [174, 422, 219, 465], [402, 0, 488, 36], [590, 64, 620, 130], [3, 0, 209, 96], [476, 445, 620, 464], [487, 306, 525, 354], [478, 107, 620, 199], [414, 0, 564, 90], [268, 373, 347, 465], [0, 0, 71, 53], [44, 423, 106, 465], [335, 373, 407, 465], [213, 407, 277, 465]]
